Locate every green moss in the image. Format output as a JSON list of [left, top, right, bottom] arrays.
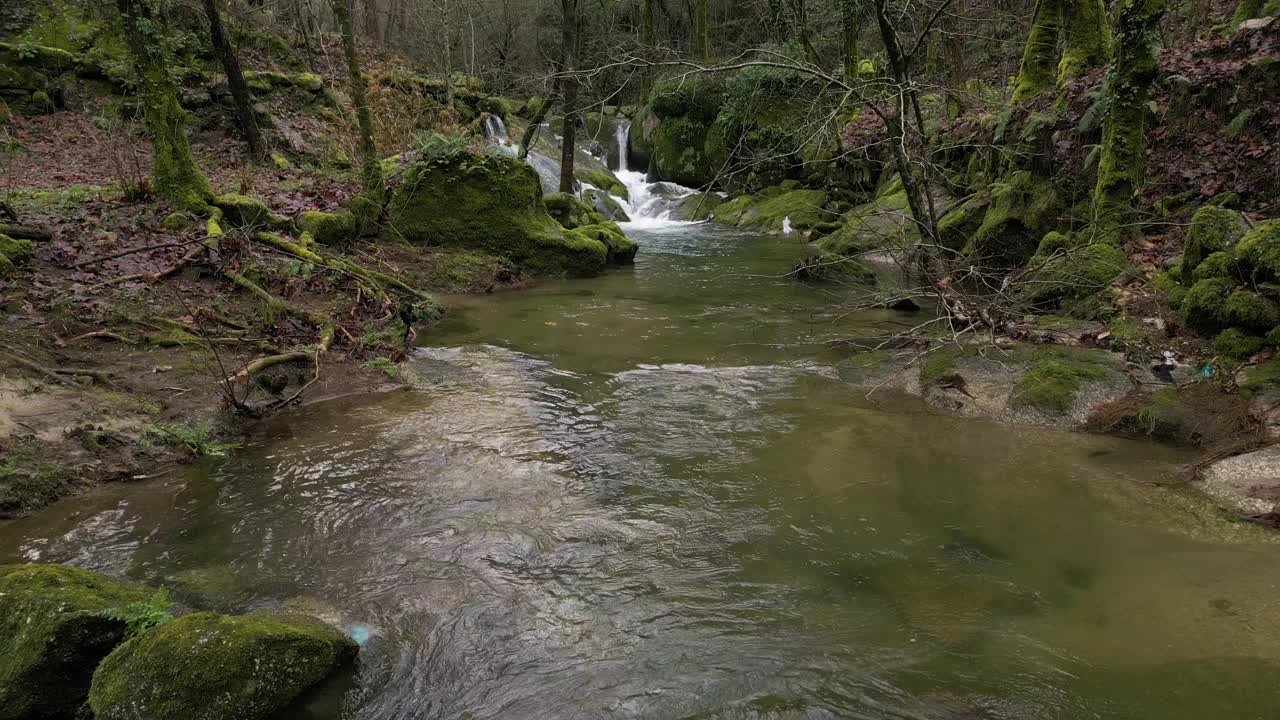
[[920, 349, 962, 386], [1240, 358, 1280, 398], [1235, 220, 1280, 278], [1058, 0, 1111, 86], [386, 152, 613, 277], [651, 115, 714, 187], [89, 611, 357, 720], [0, 564, 151, 720], [567, 223, 637, 264], [713, 188, 831, 231], [1180, 205, 1240, 283], [140, 67, 213, 211], [1024, 234, 1128, 311], [938, 191, 989, 250], [0, 440, 73, 516], [1222, 290, 1280, 331], [1152, 269, 1187, 306], [1108, 315, 1152, 351], [1091, 0, 1165, 231], [666, 192, 722, 221], [1191, 251, 1234, 281], [576, 168, 628, 200], [0, 233, 33, 277], [581, 188, 631, 222], [1011, 357, 1109, 413], [1214, 327, 1267, 361], [298, 210, 356, 245], [1012, 0, 1063, 101], [212, 193, 271, 228], [964, 170, 1059, 267], [419, 251, 512, 292], [543, 192, 598, 230], [1179, 277, 1231, 331]]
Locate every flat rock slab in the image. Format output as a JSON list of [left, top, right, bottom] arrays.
[[1200, 444, 1280, 514]]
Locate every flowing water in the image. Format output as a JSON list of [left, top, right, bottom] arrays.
[[6, 206, 1280, 717]]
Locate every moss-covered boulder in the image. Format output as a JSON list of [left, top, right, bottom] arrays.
[[89, 611, 357, 720], [542, 192, 637, 264], [961, 170, 1059, 267], [667, 192, 723, 221], [1022, 232, 1129, 312], [646, 76, 725, 187], [386, 152, 612, 276], [0, 233, 34, 277], [1181, 205, 1243, 284], [576, 168, 628, 200], [298, 210, 356, 245], [582, 188, 630, 222], [0, 564, 152, 720], [1236, 220, 1280, 279], [712, 188, 833, 231]]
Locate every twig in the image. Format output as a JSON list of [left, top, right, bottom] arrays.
[[69, 239, 202, 269]]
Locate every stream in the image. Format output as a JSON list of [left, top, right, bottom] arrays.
[[5, 204, 1280, 717]]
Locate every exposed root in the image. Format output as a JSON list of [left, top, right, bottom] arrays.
[[1, 351, 115, 387], [66, 330, 135, 344]]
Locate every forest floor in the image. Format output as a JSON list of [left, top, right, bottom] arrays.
[[0, 106, 522, 518]]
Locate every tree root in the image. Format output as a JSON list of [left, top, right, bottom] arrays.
[[225, 324, 334, 387], [1, 351, 115, 387], [67, 330, 135, 344], [0, 224, 53, 241], [252, 232, 438, 306]]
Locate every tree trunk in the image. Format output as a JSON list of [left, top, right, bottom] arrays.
[[841, 0, 861, 80], [558, 0, 578, 194], [640, 0, 655, 99], [518, 96, 558, 160], [1092, 0, 1165, 236], [332, 0, 384, 234], [119, 0, 214, 211], [1011, 0, 1061, 102], [363, 0, 378, 41], [202, 0, 265, 159], [792, 0, 822, 67], [693, 0, 709, 62]]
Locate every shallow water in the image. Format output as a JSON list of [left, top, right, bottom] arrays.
[[4, 224, 1280, 719]]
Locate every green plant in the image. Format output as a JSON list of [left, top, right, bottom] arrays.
[[102, 590, 174, 637], [143, 423, 236, 457], [363, 356, 398, 377]]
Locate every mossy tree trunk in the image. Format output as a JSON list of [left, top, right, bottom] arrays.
[[559, 0, 579, 194], [1092, 0, 1165, 236], [202, 0, 264, 159], [693, 0, 710, 62], [1231, 0, 1264, 23], [119, 0, 214, 212], [332, 0, 385, 235], [1058, 0, 1111, 86], [841, 0, 862, 79], [1012, 0, 1062, 102], [1012, 0, 1110, 102], [518, 96, 558, 160]]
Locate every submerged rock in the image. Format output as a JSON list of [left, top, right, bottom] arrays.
[[0, 563, 152, 720], [89, 611, 357, 720], [386, 152, 616, 277], [1199, 444, 1280, 515]]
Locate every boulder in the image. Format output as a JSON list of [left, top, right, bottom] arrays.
[[0, 564, 152, 720], [582, 188, 630, 222], [543, 192, 637, 264], [386, 152, 611, 277], [89, 611, 357, 720]]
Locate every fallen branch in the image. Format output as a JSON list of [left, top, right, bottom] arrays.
[[0, 224, 53, 241], [67, 330, 135, 344], [70, 239, 204, 269]]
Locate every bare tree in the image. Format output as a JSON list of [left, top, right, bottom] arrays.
[[202, 0, 265, 159]]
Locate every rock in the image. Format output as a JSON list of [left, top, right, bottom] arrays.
[[582, 188, 630, 222], [1199, 444, 1280, 515], [667, 192, 723, 221], [386, 152, 614, 276], [0, 564, 152, 720], [298, 210, 355, 245], [543, 192, 637, 264], [89, 611, 357, 720]]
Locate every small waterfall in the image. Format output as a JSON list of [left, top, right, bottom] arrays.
[[612, 120, 698, 226], [484, 114, 509, 145]]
